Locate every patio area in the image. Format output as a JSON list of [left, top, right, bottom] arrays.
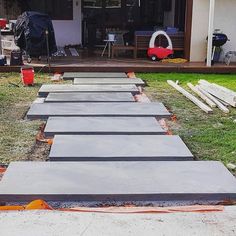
[[1, 56, 236, 73]]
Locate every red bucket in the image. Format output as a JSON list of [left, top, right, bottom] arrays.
[[21, 66, 34, 86], [0, 19, 7, 29]]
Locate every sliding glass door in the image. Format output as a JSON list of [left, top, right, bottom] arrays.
[[82, 0, 141, 46], [82, 0, 186, 48]]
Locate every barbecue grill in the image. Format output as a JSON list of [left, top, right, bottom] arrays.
[[207, 32, 229, 65], [212, 33, 228, 47]]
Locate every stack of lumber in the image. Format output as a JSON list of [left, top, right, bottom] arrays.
[[198, 80, 236, 108], [167, 80, 236, 114]]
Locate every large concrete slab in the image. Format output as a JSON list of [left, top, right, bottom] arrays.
[[63, 72, 127, 79], [73, 78, 145, 85], [38, 84, 139, 97], [44, 117, 166, 137], [0, 161, 236, 202], [45, 92, 135, 103], [26, 102, 171, 120], [49, 135, 193, 161]]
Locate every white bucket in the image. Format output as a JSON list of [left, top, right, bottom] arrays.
[[108, 33, 115, 41]]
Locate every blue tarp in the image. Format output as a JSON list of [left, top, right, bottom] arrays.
[[14, 11, 57, 57]]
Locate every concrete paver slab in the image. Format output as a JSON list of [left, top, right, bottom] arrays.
[[45, 92, 135, 103], [26, 102, 171, 120], [73, 78, 144, 85], [44, 117, 165, 137], [49, 135, 193, 161], [0, 161, 236, 202], [38, 84, 139, 97], [63, 72, 127, 79]]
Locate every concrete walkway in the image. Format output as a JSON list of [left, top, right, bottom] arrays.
[[1, 71, 236, 235], [0, 207, 235, 236]]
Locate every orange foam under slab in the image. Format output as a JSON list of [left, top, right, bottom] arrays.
[[0, 200, 224, 214]]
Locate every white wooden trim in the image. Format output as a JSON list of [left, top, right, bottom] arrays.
[[206, 0, 215, 67], [187, 83, 216, 108], [197, 85, 229, 113], [199, 80, 236, 107]]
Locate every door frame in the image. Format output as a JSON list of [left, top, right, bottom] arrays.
[[184, 0, 193, 60]]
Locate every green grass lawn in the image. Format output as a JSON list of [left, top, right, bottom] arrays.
[[0, 73, 52, 163], [0, 72, 235, 169], [138, 73, 236, 167]]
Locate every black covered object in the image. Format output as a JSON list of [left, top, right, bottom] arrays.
[[14, 11, 57, 57], [10, 50, 23, 66], [213, 33, 228, 47], [0, 55, 7, 66]]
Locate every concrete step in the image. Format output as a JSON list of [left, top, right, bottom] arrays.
[[63, 72, 127, 80], [49, 135, 193, 161], [26, 102, 171, 120], [38, 84, 139, 97], [0, 161, 235, 202], [45, 92, 135, 103], [44, 117, 166, 137], [73, 78, 145, 86]]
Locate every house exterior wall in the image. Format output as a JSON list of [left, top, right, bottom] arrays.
[[52, 0, 82, 46], [190, 0, 236, 62], [214, 0, 236, 62], [190, 0, 209, 62], [0, 0, 82, 47]]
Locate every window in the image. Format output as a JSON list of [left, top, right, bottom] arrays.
[[83, 0, 121, 8], [126, 0, 140, 23], [105, 0, 121, 8], [26, 0, 73, 20], [83, 0, 103, 8]]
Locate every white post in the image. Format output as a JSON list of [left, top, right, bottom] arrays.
[[206, 0, 215, 67]]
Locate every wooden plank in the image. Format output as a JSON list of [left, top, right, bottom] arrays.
[[199, 81, 232, 107], [197, 85, 229, 113], [200, 80, 236, 96], [214, 98, 230, 107], [167, 80, 213, 114], [199, 80, 236, 107], [212, 83, 236, 96], [187, 83, 216, 108]]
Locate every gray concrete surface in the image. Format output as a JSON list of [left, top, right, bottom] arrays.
[[49, 135, 193, 161], [32, 98, 45, 104], [45, 92, 135, 103], [63, 72, 127, 79], [38, 84, 139, 97], [0, 161, 236, 202], [26, 102, 171, 120], [44, 117, 165, 137], [73, 78, 145, 85], [0, 207, 236, 236]]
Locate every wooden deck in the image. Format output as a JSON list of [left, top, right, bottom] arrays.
[[1, 57, 236, 73]]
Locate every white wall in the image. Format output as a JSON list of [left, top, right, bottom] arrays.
[[190, 0, 236, 62], [190, 0, 209, 62], [214, 0, 236, 61], [52, 0, 82, 47]]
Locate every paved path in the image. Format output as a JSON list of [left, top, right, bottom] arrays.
[[0, 207, 236, 236], [1, 72, 236, 205]]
